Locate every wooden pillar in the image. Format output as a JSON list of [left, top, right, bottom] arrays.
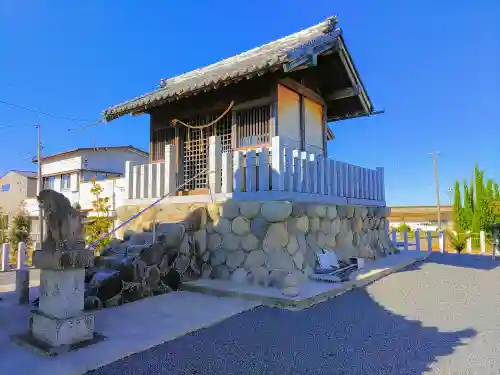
[[208, 136, 222, 194], [271, 136, 284, 191]]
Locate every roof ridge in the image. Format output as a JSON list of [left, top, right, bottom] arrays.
[[103, 16, 337, 116], [159, 16, 336, 88]]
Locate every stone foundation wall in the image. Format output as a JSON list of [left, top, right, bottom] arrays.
[[114, 200, 393, 292]]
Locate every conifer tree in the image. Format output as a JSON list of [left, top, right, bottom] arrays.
[[462, 180, 474, 230], [452, 180, 464, 231]]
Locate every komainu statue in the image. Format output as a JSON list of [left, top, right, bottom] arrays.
[[37, 189, 85, 251]]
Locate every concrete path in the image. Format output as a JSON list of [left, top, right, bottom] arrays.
[[0, 290, 259, 375], [86, 253, 500, 375], [0, 268, 40, 291]]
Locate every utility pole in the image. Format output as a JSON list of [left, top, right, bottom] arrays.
[[36, 124, 43, 242], [428, 152, 442, 230], [447, 187, 453, 205]]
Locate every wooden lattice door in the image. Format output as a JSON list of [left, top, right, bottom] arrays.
[[181, 111, 232, 193]]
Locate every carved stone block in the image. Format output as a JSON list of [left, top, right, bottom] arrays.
[[32, 249, 94, 270], [30, 310, 94, 347], [38, 269, 85, 319]]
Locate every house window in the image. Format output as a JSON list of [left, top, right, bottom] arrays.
[[43, 176, 55, 189], [61, 174, 71, 190], [234, 104, 271, 148], [1, 184, 10, 192], [151, 127, 177, 162], [82, 173, 112, 182]]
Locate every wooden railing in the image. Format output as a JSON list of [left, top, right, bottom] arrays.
[[124, 136, 386, 206], [208, 136, 385, 206]]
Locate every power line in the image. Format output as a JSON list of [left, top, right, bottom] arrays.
[[0, 99, 93, 123], [2, 81, 86, 102], [0, 123, 37, 130], [67, 119, 105, 131]]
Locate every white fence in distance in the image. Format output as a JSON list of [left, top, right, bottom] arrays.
[[391, 229, 491, 254], [0, 241, 35, 272], [125, 136, 386, 206]]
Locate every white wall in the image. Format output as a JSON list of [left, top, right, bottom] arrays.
[[303, 97, 324, 154], [41, 149, 148, 177], [41, 155, 82, 175], [24, 177, 129, 217], [277, 84, 301, 148], [83, 150, 148, 174], [276, 85, 324, 155], [27, 148, 148, 217]]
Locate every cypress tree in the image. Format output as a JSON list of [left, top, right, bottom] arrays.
[[462, 180, 473, 231], [484, 179, 495, 230], [452, 180, 464, 231], [472, 165, 485, 233]]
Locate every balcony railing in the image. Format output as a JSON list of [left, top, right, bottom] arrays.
[[124, 136, 386, 206]]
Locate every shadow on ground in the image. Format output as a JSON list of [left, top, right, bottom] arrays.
[[86, 286, 476, 375], [401, 252, 500, 271]]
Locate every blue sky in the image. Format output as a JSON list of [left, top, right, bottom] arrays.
[[0, 0, 498, 206]]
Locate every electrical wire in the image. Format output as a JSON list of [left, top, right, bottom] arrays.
[[0, 99, 93, 123], [67, 119, 105, 131], [0, 123, 36, 130]]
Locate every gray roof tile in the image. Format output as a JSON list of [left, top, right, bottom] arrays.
[[103, 16, 340, 121]]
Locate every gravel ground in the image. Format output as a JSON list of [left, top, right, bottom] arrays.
[[83, 253, 500, 374]]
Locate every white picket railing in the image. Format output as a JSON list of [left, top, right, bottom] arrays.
[[124, 136, 386, 206], [0, 242, 32, 272], [391, 229, 498, 257]]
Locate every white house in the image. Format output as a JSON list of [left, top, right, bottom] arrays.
[[24, 146, 148, 217]]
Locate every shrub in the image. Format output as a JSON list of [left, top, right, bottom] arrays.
[[85, 179, 112, 255], [8, 206, 32, 262], [446, 231, 469, 253], [396, 223, 412, 233]]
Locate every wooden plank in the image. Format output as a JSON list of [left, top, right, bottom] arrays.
[[233, 151, 244, 192], [259, 147, 270, 191], [222, 152, 233, 193], [246, 150, 257, 192], [232, 96, 274, 111], [208, 136, 222, 194], [299, 95, 305, 150], [293, 150, 301, 193], [133, 165, 140, 199], [278, 78, 326, 107], [317, 154, 325, 195], [285, 147, 294, 193], [309, 154, 317, 194], [301, 151, 310, 193], [271, 136, 284, 191], [330, 159, 337, 196]]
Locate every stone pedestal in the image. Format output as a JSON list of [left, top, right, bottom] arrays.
[[15, 268, 30, 304], [13, 249, 103, 355]]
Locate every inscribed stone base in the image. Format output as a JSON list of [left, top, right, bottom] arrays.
[[30, 310, 94, 348], [11, 330, 105, 357], [38, 269, 84, 319], [15, 268, 30, 304], [32, 249, 94, 270]]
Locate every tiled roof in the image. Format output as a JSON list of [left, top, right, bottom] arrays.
[[103, 16, 341, 121], [0, 170, 37, 181]]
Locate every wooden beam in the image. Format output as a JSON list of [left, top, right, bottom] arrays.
[[299, 95, 305, 150], [326, 86, 361, 101], [283, 31, 340, 73], [278, 78, 326, 107], [232, 96, 274, 111]]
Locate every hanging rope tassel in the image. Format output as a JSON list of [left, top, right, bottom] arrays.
[[170, 101, 234, 130]]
